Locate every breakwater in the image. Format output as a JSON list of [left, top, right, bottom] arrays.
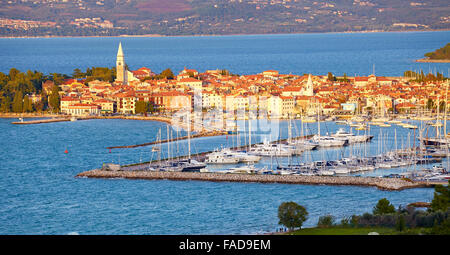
[[10, 115, 175, 125], [76, 169, 432, 191]]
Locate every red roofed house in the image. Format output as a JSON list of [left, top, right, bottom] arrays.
[[281, 86, 303, 97], [262, 70, 279, 77], [114, 91, 136, 114], [60, 97, 81, 114], [66, 103, 101, 116], [395, 102, 416, 113], [93, 98, 115, 114], [177, 78, 203, 91], [354, 77, 369, 87], [149, 91, 191, 112]]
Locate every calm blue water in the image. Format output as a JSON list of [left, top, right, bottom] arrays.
[[0, 118, 437, 234], [0, 31, 449, 76]]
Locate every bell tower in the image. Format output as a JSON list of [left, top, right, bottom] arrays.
[[116, 42, 127, 84]]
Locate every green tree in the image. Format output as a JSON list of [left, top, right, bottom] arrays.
[[23, 95, 33, 112], [343, 73, 349, 82], [327, 72, 334, 81], [278, 201, 308, 231], [0, 72, 8, 91], [0, 95, 11, 112], [135, 100, 149, 114], [8, 68, 20, 81], [72, 68, 84, 79], [317, 214, 335, 228], [396, 215, 406, 232], [48, 85, 61, 113], [430, 181, 450, 212], [160, 68, 174, 79], [12, 90, 23, 113], [373, 198, 396, 215]]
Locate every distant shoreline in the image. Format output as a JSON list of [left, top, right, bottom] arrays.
[[416, 58, 450, 63], [0, 29, 449, 39]]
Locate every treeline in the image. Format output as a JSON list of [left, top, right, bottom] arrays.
[[0, 67, 116, 113], [72, 67, 116, 83], [277, 181, 450, 235], [425, 43, 450, 60], [0, 68, 49, 113], [403, 70, 448, 82]]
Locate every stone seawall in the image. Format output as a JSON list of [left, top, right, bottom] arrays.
[[76, 170, 432, 191]]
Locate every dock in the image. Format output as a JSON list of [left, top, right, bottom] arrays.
[[76, 169, 433, 191], [12, 118, 73, 124]]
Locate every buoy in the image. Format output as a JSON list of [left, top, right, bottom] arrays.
[[64, 149, 68, 154]]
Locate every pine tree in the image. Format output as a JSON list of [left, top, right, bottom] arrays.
[[12, 90, 23, 113], [0, 96, 11, 112], [23, 95, 33, 112], [48, 86, 60, 113]]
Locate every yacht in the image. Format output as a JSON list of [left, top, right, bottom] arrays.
[[311, 135, 347, 147], [227, 164, 259, 174], [205, 150, 240, 164], [248, 140, 294, 157], [221, 148, 261, 163], [420, 137, 450, 147], [174, 159, 207, 172], [331, 128, 373, 143], [288, 139, 319, 150]]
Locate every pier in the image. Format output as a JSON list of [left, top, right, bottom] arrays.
[[11, 118, 73, 124], [10, 115, 176, 125], [76, 169, 432, 191]]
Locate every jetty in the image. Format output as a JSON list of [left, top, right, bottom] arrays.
[[12, 118, 74, 124], [76, 169, 432, 191]]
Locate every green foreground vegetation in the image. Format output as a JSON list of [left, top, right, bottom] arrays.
[[277, 181, 450, 235]]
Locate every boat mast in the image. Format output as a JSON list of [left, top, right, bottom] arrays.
[[248, 113, 252, 152], [167, 125, 170, 161], [437, 95, 440, 138], [187, 110, 191, 161], [444, 80, 449, 138], [317, 101, 320, 137]]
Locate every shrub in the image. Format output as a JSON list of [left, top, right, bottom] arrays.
[[317, 215, 335, 228]]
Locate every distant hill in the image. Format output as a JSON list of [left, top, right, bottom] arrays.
[[0, 0, 449, 37]]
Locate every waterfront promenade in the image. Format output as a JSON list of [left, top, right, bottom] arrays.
[[76, 169, 433, 191]]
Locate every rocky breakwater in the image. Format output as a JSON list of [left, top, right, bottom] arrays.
[[76, 170, 431, 191]]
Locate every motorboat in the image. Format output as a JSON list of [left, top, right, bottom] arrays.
[[248, 140, 294, 156], [311, 135, 347, 147], [205, 149, 240, 164], [227, 164, 259, 174], [221, 148, 261, 163], [288, 139, 319, 150], [331, 128, 373, 143]]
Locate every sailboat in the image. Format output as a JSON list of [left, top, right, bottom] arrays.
[[173, 110, 207, 172], [311, 103, 347, 147], [420, 80, 450, 147]]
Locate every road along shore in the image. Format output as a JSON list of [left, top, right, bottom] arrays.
[[76, 169, 434, 191]]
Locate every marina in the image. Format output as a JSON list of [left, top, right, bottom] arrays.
[[1, 31, 450, 235]]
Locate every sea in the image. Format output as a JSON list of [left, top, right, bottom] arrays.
[[0, 31, 449, 76], [0, 31, 449, 235]]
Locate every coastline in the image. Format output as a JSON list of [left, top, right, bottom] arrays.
[[0, 113, 174, 124], [415, 58, 450, 63], [0, 29, 449, 39]]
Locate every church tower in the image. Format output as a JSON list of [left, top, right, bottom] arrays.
[[303, 74, 314, 96], [116, 42, 127, 84]]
